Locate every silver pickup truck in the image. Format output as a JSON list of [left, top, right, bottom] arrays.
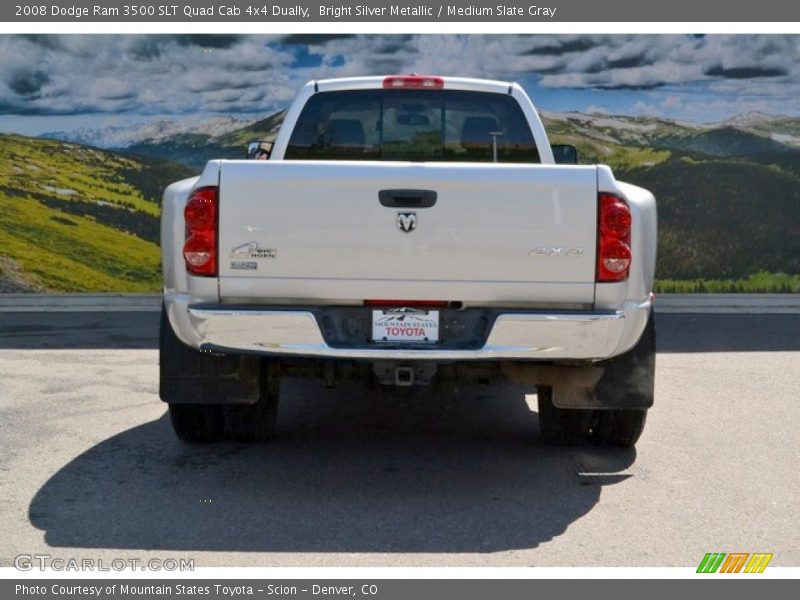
[[160, 75, 657, 447]]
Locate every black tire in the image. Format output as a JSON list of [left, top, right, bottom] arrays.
[[593, 409, 647, 448], [169, 404, 224, 443], [538, 313, 655, 448], [537, 385, 591, 446], [223, 361, 281, 442]]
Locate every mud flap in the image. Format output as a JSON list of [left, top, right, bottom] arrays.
[[159, 306, 261, 405], [552, 312, 656, 410]]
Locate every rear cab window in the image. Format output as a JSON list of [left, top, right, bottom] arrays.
[[285, 89, 540, 163]]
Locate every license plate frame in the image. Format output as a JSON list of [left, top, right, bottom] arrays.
[[371, 308, 440, 343]]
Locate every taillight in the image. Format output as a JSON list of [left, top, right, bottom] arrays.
[[183, 186, 218, 276], [382, 75, 444, 89], [597, 193, 632, 282]]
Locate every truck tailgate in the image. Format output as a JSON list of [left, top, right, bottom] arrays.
[[217, 161, 598, 304]]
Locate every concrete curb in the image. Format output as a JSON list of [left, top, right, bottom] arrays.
[[1, 293, 799, 314]]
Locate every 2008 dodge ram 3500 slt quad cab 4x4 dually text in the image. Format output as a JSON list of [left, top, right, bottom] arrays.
[[160, 75, 657, 447]]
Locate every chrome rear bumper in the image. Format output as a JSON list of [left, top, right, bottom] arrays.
[[166, 298, 651, 361]]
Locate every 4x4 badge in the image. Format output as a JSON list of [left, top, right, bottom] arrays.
[[396, 212, 417, 233]]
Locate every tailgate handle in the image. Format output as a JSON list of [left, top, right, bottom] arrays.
[[379, 189, 437, 208]]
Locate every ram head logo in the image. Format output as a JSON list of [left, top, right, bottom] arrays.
[[396, 212, 417, 233]]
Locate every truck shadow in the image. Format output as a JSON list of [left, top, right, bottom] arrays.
[[28, 380, 635, 555]]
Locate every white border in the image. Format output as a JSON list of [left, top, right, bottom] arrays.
[[0, 22, 799, 34], [3, 566, 800, 579]]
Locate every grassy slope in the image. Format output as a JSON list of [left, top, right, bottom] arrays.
[[10, 110, 800, 292], [618, 156, 800, 281], [543, 116, 673, 170], [543, 115, 800, 288], [0, 134, 191, 292]]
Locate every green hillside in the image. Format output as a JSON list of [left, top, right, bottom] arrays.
[[6, 108, 799, 293], [543, 113, 682, 169], [90, 110, 800, 290], [655, 127, 791, 157], [545, 114, 800, 287], [618, 157, 800, 280], [0, 134, 192, 292]]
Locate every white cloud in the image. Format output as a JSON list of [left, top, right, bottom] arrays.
[[1, 34, 800, 121], [0, 35, 297, 116]]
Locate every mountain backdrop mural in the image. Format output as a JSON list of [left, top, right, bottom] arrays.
[[1, 34, 799, 292]]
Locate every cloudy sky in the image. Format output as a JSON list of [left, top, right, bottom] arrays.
[[1, 34, 799, 135]]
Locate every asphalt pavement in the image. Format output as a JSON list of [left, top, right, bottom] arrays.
[[0, 312, 798, 567]]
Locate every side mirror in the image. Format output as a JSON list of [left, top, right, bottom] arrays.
[[247, 140, 274, 160], [551, 144, 578, 165]]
